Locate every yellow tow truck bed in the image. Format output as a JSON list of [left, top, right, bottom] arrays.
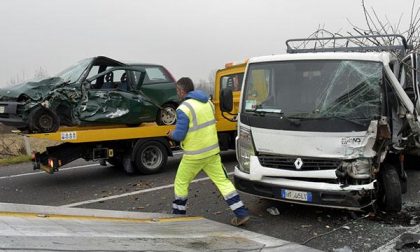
[[28, 123, 175, 143]]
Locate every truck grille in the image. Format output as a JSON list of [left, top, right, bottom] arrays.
[[258, 155, 341, 171]]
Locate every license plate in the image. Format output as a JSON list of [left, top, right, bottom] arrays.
[[281, 189, 312, 202], [0, 106, 4, 113]]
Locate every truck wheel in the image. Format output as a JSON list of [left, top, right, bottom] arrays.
[[28, 107, 60, 133], [378, 164, 402, 213], [156, 104, 177, 125], [134, 141, 167, 174]]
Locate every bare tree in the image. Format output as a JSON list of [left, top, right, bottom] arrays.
[[8, 67, 49, 85], [288, 0, 420, 58], [195, 79, 213, 95], [33, 67, 49, 81]]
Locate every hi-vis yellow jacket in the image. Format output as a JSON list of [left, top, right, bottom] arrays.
[[177, 97, 220, 160]]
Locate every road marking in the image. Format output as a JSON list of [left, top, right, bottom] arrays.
[[0, 164, 101, 180], [61, 171, 235, 207], [0, 211, 203, 223]]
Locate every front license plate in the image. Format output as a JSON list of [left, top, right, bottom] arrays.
[[0, 106, 4, 113], [281, 189, 312, 202]]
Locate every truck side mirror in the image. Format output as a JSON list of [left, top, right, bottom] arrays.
[[220, 87, 233, 112]]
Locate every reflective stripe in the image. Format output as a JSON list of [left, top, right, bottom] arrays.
[[183, 143, 219, 155], [209, 101, 215, 113], [175, 196, 188, 201], [224, 191, 239, 200], [229, 201, 244, 211], [183, 100, 215, 130], [183, 101, 197, 127], [189, 119, 216, 132], [172, 203, 186, 211]]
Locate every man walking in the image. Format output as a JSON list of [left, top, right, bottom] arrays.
[[167, 77, 250, 226]]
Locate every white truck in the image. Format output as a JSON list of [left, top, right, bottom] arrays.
[[220, 35, 420, 212]]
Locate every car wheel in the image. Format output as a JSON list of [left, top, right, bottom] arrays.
[[157, 104, 177, 125], [28, 107, 60, 133], [134, 141, 167, 174], [378, 163, 402, 213]]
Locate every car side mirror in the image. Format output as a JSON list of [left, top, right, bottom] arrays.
[[220, 87, 233, 112]]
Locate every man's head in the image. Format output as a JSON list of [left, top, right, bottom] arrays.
[[176, 77, 194, 101]]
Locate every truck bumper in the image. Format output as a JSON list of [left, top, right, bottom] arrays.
[[0, 101, 26, 128], [234, 163, 376, 210]]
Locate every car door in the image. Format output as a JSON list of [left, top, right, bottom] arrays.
[[76, 66, 156, 125]]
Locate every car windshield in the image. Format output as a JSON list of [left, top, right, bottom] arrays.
[[54, 58, 92, 84], [243, 60, 383, 126]]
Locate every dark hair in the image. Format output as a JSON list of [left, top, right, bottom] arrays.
[[176, 77, 194, 93]]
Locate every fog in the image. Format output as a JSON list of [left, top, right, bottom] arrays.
[[0, 0, 413, 86]]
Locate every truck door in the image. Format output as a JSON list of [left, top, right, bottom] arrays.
[[402, 54, 420, 112]]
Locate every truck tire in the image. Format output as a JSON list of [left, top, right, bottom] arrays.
[[378, 164, 402, 213], [134, 141, 167, 174]]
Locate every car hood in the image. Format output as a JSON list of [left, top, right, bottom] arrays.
[[0, 77, 67, 101]]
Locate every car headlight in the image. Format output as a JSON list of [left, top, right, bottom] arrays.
[[236, 126, 255, 174]]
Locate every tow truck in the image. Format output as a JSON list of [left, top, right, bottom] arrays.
[[30, 61, 246, 175]]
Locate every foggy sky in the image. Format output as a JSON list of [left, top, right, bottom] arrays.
[[0, 0, 414, 87]]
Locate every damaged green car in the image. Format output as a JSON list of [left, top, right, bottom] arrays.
[[0, 56, 179, 133]]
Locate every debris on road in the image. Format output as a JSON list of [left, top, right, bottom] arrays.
[[267, 207, 280, 215], [395, 233, 420, 250]]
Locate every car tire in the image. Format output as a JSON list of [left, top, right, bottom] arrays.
[[28, 107, 60, 133], [378, 163, 402, 213], [134, 141, 167, 174], [156, 103, 177, 125]]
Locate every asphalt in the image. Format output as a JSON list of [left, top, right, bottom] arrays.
[[0, 202, 320, 252]]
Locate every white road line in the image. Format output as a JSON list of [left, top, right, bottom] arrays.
[[61, 171, 235, 208], [0, 164, 101, 180]]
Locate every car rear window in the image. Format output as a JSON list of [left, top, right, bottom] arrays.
[[135, 66, 173, 85]]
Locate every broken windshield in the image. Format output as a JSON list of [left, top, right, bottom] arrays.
[[243, 60, 383, 126], [54, 58, 92, 84]]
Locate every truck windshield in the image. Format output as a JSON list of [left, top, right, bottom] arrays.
[[243, 60, 383, 126]]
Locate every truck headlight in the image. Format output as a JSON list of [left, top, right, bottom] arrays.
[[236, 126, 255, 174]]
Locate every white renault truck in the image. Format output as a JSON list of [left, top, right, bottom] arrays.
[[220, 35, 420, 212]]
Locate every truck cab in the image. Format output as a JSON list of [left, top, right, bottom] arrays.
[[228, 35, 420, 212], [213, 62, 246, 150]]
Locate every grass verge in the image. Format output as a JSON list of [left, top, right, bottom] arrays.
[[0, 155, 32, 166], [0, 133, 58, 166]]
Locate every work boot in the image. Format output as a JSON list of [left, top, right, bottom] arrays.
[[230, 215, 250, 226]]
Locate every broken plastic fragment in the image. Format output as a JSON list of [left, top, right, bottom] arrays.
[[266, 207, 280, 215]]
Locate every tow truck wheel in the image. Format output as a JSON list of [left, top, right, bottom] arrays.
[[378, 164, 402, 213], [28, 107, 60, 133], [156, 104, 177, 125], [134, 141, 167, 174]]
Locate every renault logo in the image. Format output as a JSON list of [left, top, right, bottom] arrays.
[[294, 158, 303, 169]]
